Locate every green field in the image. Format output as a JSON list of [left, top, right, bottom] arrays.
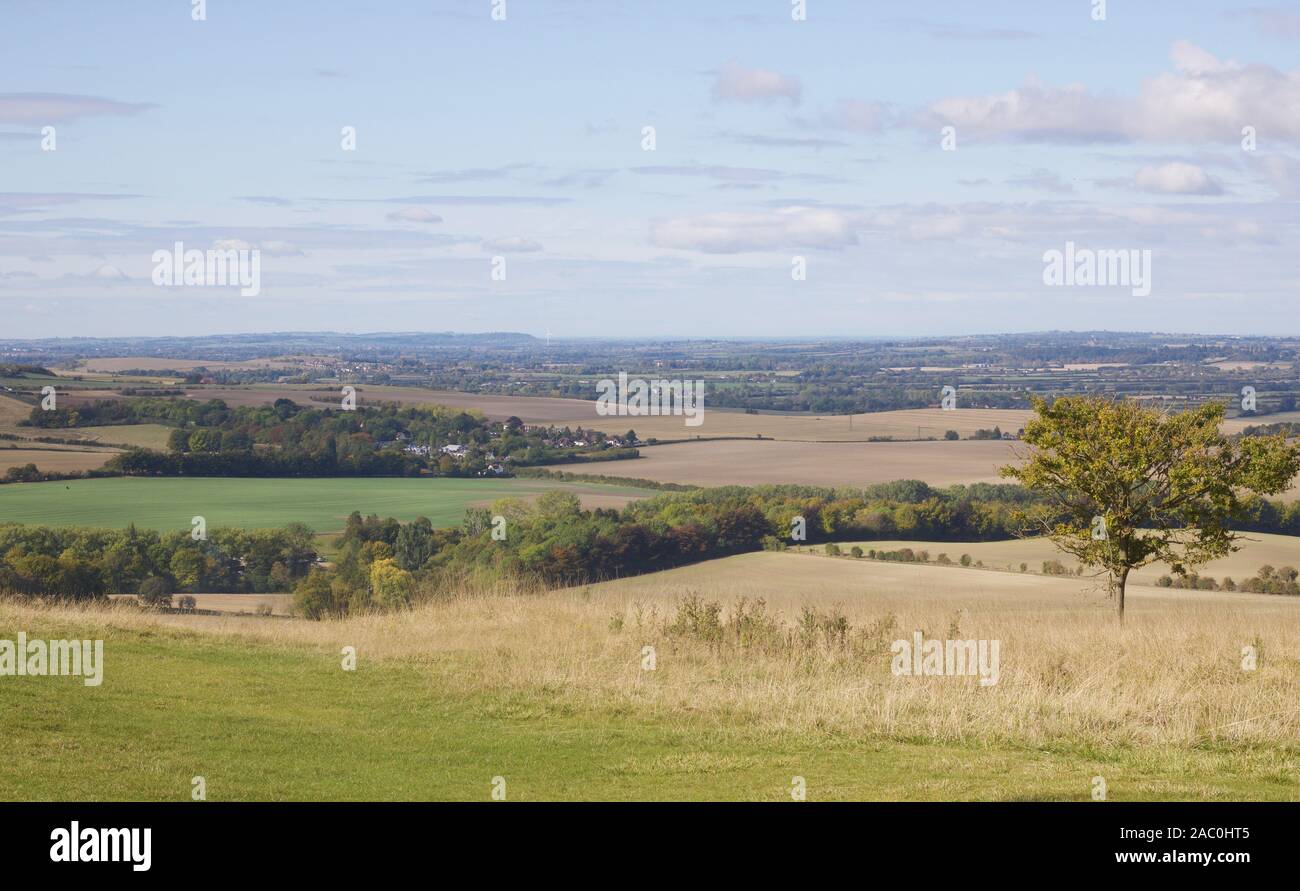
[[3, 607, 1291, 801], [73, 423, 174, 449], [0, 476, 652, 532]]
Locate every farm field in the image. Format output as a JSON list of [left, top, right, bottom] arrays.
[[606, 438, 1019, 488], [2, 551, 1296, 800], [68, 356, 303, 373], [179, 384, 1300, 441], [0, 445, 121, 474], [107, 592, 293, 615], [833, 534, 1300, 587], [1221, 410, 1300, 434], [0, 423, 174, 452], [0, 476, 652, 532], [0, 394, 30, 424], [183, 384, 1036, 442], [60, 423, 174, 449]]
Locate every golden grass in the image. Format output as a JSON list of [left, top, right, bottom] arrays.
[[184, 385, 1034, 442], [838, 533, 1300, 587], [0, 395, 31, 425], [0, 446, 120, 473], [8, 552, 1298, 755], [623, 438, 1018, 487]]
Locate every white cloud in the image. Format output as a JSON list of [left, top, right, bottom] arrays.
[[1133, 162, 1223, 195], [922, 42, 1300, 145], [650, 206, 856, 253], [712, 61, 802, 105], [482, 236, 542, 253], [387, 207, 443, 224], [0, 93, 154, 124], [821, 99, 888, 132], [92, 264, 128, 281]]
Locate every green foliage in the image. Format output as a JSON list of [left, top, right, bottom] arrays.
[[1004, 396, 1300, 619], [0, 521, 317, 600], [138, 575, 172, 607]]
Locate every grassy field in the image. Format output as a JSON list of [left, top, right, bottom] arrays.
[[185, 384, 1036, 442], [0, 476, 651, 532], [831, 533, 1300, 587], [3, 575, 1296, 800], [68, 423, 174, 450], [0, 445, 122, 474], [0, 394, 31, 425], [622, 438, 1018, 488]]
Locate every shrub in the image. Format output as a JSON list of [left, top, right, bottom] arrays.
[[849, 546, 863, 558], [825, 543, 841, 556], [138, 575, 172, 608], [292, 569, 337, 620]]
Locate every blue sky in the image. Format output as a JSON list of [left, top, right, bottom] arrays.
[[2, 0, 1299, 338]]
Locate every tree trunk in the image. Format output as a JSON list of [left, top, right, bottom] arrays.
[[1116, 566, 1130, 625]]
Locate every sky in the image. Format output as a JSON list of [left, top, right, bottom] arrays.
[[2, 0, 1299, 340]]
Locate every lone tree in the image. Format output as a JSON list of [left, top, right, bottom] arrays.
[[1002, 396, 1300, 623]]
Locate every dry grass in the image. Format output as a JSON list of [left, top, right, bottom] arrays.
[[623, 438, 1018, 487], [8, 552, 1298, 755], [838, 532, 1300, 587], [183, 385, 1034, 442], [0, 445, 120, 473], [0, 395, 31, 425]]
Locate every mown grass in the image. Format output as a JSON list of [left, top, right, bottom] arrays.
[[0, 476, 650, 532], [1, 599, 1296, 801]]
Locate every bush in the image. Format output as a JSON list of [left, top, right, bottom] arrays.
[[1019, 563, 1028, 573], [849, 546, 863, 558], [936, 553, 951, 565], [292, 569, 338, 620], [138, 575, 172, 608], [825, 543, 841, 556], [960, 554, 972, 567]]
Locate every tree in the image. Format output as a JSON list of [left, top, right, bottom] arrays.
[[138, 575, 172, 608], [369, 558, 414, 608], [292, 569, 337, 620], [395, 517, 436, 570], [1003, 396, 1300, 623]]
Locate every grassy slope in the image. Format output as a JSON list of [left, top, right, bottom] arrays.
[[836, 534, 1300, 586], [0, 476, 650, 532], [2, 609, 1291, 802]]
